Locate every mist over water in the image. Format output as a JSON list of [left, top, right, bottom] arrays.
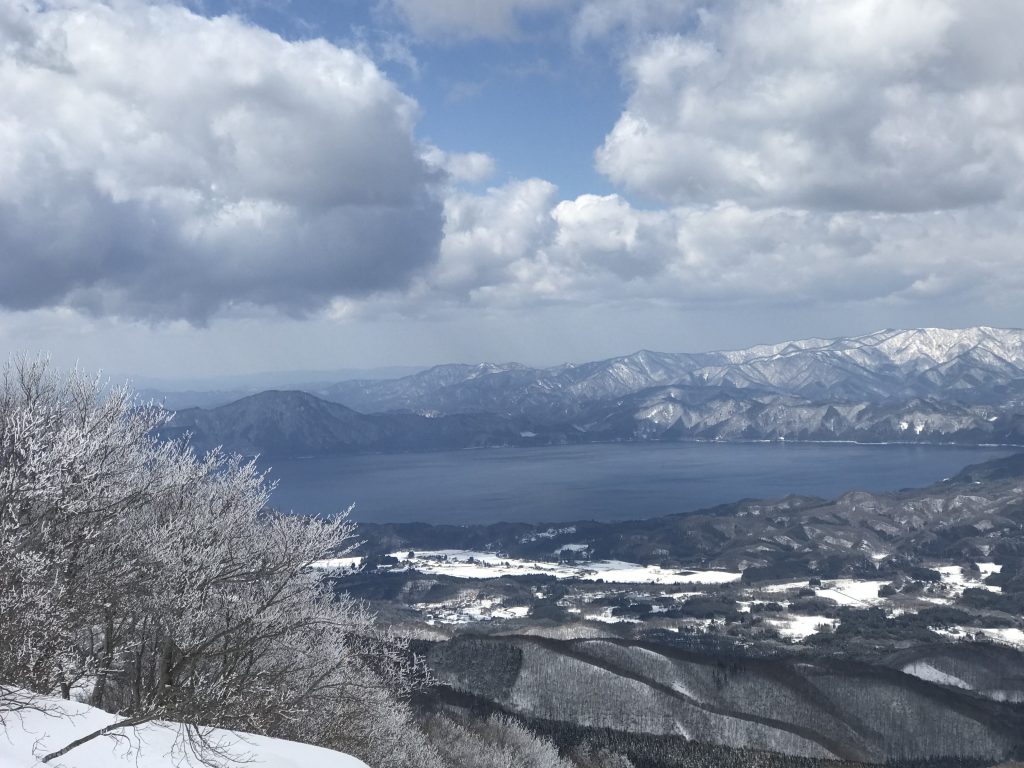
[[261, 442, 1014, 525]]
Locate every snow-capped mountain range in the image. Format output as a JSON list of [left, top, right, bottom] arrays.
[[167, 328, 1024, 455], [317, 327, 1024, 416]]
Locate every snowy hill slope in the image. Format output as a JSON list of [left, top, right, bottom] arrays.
[[0, 695, 368, 768], [423, 634, 1022, 763]]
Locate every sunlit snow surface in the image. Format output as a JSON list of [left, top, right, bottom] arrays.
[[0, 694, 368, 768], [311, 556, 363, 571], [767, 615, 839, 641], [815, 580, 889, 606], [931, 627, 1024, 650], [901, 661, 972, 690], [384, 550, 743, 585], [935, 564, 1002, 594], [414, 594, 531, 624]]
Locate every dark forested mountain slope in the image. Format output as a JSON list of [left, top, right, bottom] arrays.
[[421, 634, 1023, 763], [161, 389, 579, 457]]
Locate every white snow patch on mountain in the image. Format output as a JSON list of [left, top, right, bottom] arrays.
[[901, 661, 971, 690]]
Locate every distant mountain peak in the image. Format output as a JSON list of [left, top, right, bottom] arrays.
[[166, 327, 1024, 456]]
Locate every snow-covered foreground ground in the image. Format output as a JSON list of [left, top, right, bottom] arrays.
[[0, 695, 368, 768]]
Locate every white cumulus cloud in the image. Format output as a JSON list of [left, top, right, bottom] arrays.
[[422, 147, 497, 184], [0, 0, 444, 322], [406, 180, 1024, 315], [430, 178, 560, 299], [595, 0, 1024, 212]]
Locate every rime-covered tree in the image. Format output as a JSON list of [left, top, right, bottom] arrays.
[[423, 713, 573, 768], [0, 357, 421, 764]]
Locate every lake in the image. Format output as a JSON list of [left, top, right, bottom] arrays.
[[259, 442, 1016, 525]]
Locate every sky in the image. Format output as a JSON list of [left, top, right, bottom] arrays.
[[1, 0, 1023, 380]]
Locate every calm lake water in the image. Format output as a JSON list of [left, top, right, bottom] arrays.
[[260, 442, 1016, 525]]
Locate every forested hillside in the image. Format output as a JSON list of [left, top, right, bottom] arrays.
[[421, 635, 1023, 763]]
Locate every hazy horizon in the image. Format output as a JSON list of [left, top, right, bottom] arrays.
[[101, 322, 1021, 389]]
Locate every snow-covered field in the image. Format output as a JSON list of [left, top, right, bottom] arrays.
[[767, 615, 839, 641], [319, 549, 1018, 648], [385, 550, 742, 585], [756, 581, 811, 594], [583, 607, 643, 624], [311, 556, 363, 572], [935, 564, 1002, 595], [815, 580, 890, 607], [0, 695, 367, 768], [416, 594, 531, 624]]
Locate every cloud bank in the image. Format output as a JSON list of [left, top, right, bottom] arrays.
[[411, 185, 1024, 313], [0, 0, 443, 322], [595, 0, 1024, 212], [2, 0, 1023, 341]]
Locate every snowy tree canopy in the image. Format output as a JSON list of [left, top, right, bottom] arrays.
[[0, 357, 421, 764]]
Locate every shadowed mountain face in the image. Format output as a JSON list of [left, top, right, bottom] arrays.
[[161, 390, 581, 457], [421, 634, 1023, 764], [163, 328, 1024, 456]]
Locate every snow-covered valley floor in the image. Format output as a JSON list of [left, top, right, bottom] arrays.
[[330, 552, 1023, 650]]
